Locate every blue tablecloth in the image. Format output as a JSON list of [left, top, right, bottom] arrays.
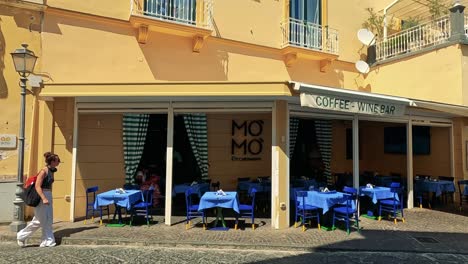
[[299, 191, 352, 214], [94, 190, 143, 210], [464, 186, 468, 195], [359, 186, 397, 204], [237, 182, 271, 193], [198, 192, 240, 213], [172, 183, 210, 197], [414, 180, 456, 197]]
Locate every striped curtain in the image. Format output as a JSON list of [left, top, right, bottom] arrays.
[[183, 114, 209, 180], [289, 118, 300, 158], [123, 114, 150, 184], [314, 120, 333, 186]]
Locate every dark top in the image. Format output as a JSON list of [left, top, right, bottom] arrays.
[[41, 168, 54, 190]]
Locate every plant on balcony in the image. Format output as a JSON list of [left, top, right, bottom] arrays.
[[362, 8, 386, 38], [427, 0, 450, 19]]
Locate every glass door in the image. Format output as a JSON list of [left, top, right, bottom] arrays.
[[289, 0, 322, 49]]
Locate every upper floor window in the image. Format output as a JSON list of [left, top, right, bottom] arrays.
[[290, 0, 321, 25], [144, 0, 197, 25]]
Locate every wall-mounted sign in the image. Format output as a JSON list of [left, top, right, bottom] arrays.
[[0, 134, 17, 149], [231, 120, 264, 161], [300, 94, 405, 116]]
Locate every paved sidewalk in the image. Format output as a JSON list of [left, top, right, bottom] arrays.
[[0, 208, 467, 253]]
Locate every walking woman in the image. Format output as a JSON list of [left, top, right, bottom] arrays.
[[17, 152, 60, 247]]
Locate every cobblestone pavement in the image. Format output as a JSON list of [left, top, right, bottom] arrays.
[[0, 208, 467, 254], [0, 243, 467, 264]]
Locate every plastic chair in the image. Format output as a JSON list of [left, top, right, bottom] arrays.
[[84, 186, 110, 225], [379, 182, 405, 224], [438, 176, 455, 204], [130, 187, 154, 226], [294, 191, 320, 232], [458, 180, 468, 211], [332, 186, 359, 235], [235, 188, 257, 230], [185, 188, 205, 230]]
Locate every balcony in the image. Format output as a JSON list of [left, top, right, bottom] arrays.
[[130, 0, 213, 51], [375, 16, 451, 62], [280, 18, 339, 70]]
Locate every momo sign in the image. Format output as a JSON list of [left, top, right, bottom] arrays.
[[231, 120, 264, 161], [0, 134, 17, 149], [300, 93, 405, 116]]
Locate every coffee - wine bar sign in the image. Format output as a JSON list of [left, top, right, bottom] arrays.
[[300, 93, 405, 116], [231, 120, 264, 161]]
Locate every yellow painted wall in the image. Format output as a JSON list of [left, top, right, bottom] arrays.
[[213, 0, 284, 48], [0, 5, 41, 180], [47, 0, 130, 20], [207, 113, 271, 191], [74, 114, 125, 220], [51, 98, 75, 221], [365, 46, 463, 105]]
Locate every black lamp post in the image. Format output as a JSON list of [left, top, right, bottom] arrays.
[[10, 43, 38, 232]]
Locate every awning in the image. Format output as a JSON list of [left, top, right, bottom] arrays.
[[292, 81, 468, 118], [291, 81, 415, 117], [412, 100, 468, 117]]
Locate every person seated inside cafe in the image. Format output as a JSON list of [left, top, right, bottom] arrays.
[[140, 172, 163, 207]]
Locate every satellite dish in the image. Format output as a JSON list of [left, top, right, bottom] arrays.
[[355, 60, 370, 74], [357, 29, 376, 46]]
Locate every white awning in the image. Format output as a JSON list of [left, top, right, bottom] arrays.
[[291, 81, 415, 117], [412, 100, 468, 117]]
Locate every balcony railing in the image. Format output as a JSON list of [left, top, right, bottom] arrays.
[[281, 18, 339, 55], [132, 0, 213, 29], [375, 16, 451, 61]]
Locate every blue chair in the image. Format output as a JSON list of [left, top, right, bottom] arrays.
[[84, 186, 110, 225], [379, 182, 405, 224], [235, 188, 257, 230], [130, 187, 154, 226], [332, 186, 359, 235], [295, 191, 320, 232], [457, 180, 468, 211], [185, 188, 205, 230]]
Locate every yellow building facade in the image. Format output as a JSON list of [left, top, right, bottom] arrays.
[[1, 0, 468, 229]]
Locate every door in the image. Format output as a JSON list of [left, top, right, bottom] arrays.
[[289, 0, 322, 49]]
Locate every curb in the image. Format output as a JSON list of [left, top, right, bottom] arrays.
[[2, 234, 468, 255]]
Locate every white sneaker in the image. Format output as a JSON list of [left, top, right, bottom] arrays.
[[39, 242, 56, 248], [17, 240, 26, 248]]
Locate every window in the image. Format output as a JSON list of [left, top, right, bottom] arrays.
[[383, 126, 431, 155], [289, 0, 322, 49]]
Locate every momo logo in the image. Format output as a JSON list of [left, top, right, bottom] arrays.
[[231, 120, 264, 161]]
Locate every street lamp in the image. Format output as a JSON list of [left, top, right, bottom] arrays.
[[10, 43, 38, 232]]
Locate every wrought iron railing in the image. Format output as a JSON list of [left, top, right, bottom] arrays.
[[375, 16, 450, 61], [281, 18, 339, 54], [132, 0, 213, 29]]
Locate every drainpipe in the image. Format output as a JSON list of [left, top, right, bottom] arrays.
[[384, 0, 400, 40]]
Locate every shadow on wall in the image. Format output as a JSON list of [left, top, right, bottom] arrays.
[[286, 59, 345, 88], [0, 20, 8, 98], [140, 33, 230, 81]]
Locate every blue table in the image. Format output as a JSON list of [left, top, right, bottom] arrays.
[[299, 191, 351, 214], [414, 180, 456, 197], [172, 183, 210, 198], [94, 190, 143, 225], [198, 192, 239, 229], [359, 186, 396, 204], [464, 186, 468, 196]]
